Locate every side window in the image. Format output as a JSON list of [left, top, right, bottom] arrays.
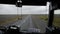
[[53, 9, 60, 27]]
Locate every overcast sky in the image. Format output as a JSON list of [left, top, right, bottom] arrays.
[[0, 4, 60, 14]]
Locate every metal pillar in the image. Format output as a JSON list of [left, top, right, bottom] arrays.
[[46, 2, 58, 34], [48, 9, 54, 27], [46, 2, 54, 34], [47, 2, 54, 27], [48, 2, 57, 27]]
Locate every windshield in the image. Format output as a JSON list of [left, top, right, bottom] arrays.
[[0, 2, 49, 33]]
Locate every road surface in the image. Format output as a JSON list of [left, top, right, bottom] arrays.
[[0, 15, 47, 33]]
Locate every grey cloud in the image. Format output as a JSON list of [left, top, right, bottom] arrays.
[[0, 4, 60, 14]]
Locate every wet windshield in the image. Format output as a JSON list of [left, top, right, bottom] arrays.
[[1, 2, 60, 33], [0, 4, 49, 33]]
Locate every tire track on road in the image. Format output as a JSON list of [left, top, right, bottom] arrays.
[[32, 16, 47, 33]]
